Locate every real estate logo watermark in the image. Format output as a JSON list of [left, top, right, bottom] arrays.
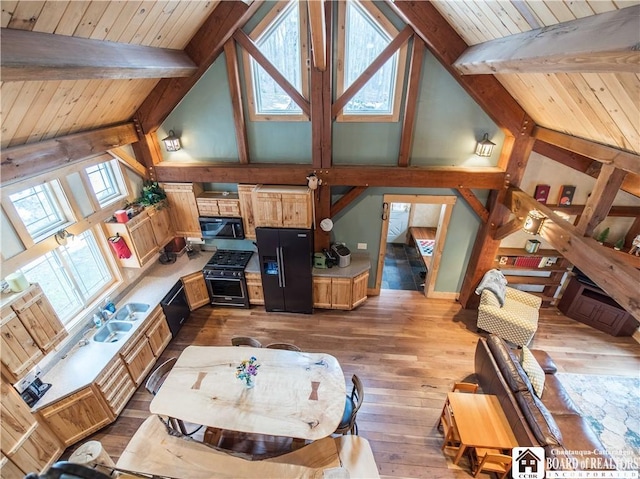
[[512, 447, 545, 479]]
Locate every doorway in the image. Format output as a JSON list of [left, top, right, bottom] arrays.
[[376, 195, 456, 297]]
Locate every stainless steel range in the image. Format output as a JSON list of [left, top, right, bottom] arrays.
[[202, 249, 254, 308]]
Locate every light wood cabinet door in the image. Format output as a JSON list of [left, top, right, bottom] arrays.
[[182, 271, 210, 310], [121, 332, 156, 386], [1, 454, 25, 478], [8, 422, 62, 475], [1, 381, 37, 454], [281, 192, 312, 228], [245, 272, 264, 305], [252, 186, 312, 228], [161, 183, 203, 237], [217, 198, 241, 217], [148, 203, 174, 248], [39, 387, 111, 447], [145, 306, 172, 356], [10, 284, 67, 354], [351, 271, 369, 309], [331, 278, 353, 310], [238, 185, 257, 240], [252, 190, 283, 227], [128, 215, 158, 266], [1, 306, 43, 382], [312, 277, 332, 309]]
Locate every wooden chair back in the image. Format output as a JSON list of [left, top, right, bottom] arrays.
[[145, 357, 177, 395], [452, 382, 478, 393], [231, 336, 263, 348], [265, 342, 301, 352], [474, 452, 512, 479], [334, 374, 364, 435], [440, 404, 461, 452]]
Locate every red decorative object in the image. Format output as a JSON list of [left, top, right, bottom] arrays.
[[559, 185, 576, 205], [108, 234, 132, 259], [534, 184, 550, 204]]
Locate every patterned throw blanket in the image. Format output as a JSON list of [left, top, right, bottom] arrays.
[[475, 269, 507, 306], [416, 239, 435, 256]]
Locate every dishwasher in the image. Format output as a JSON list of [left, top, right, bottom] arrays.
[[161, 280, 191, 337]]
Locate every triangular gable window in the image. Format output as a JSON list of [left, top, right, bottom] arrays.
[[243, 0, 309, 121], [337, 0, 407, 122]]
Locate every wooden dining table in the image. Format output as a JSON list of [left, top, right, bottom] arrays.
[[149, 346, 347, 440], [446, 392, 518, 465]]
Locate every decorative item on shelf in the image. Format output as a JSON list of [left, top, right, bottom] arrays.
[[136, 182, 167, 206], [475, 133, 495, 157], [614, 238, 625, 251], [558, 185, 576, 206], [5, 272, 29, 293], [523, 210, 546, 235], [114, 210, 129, 223], [55, 228, 75, 245], [525, 239, 541, 253], [162, 130, 181, 151], [236, 356, 260, 389], [595, 227, 610, 245], [629, 235, 640, 256], [534, 184, 550, 204]]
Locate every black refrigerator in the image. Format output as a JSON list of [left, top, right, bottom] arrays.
[[256, 227, 313, 314]]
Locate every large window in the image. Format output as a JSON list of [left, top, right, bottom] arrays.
[[8, 181, 72, 243], [85, 159, 126, 208], [243, 0, 309, 121], [336, 0, 407, 122], [19, 229, 114, 325]]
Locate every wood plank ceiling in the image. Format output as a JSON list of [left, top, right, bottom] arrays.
[[1, 0, 219, 148], [431, 0, 640, 154]]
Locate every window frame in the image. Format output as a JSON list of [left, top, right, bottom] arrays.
[[241, 0, 310, 122], [83, 158, 127, 209], [335, 0, 408, 123]]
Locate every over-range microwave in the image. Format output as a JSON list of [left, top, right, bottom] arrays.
[[199, 216, 245, 240]]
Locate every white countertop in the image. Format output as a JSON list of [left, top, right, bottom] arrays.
[[245, 252, 370, 278], [34, 252, 212, 411]]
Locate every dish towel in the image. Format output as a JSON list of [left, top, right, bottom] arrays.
[[475, 269, 508, 306]]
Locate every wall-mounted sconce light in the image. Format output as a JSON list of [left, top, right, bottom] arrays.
[[475, 133, 496, 157], [162, 130, 181, 152], [523, 210, 546, 235], [55, 228, 75, 245]]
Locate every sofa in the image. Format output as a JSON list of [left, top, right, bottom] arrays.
[[474, 335, 615, 471], [478, 287, 541, 347]]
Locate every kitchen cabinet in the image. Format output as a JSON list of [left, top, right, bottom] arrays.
[[95, 356, 135, 416], [38, 386, 111, 447], [238, 184, 257, 240], [161, 182, 203, 237], [1, 454, 24, 478], [252, 185, 313, 228], [147, 202, 174, 248], [144, 305, 172, 356], [1, 305, 43, 382], [558, 277, 637, 336], [182, 271, 210, 311], [104, 210, 159, 268], [313, 271, 369, 311], [245, 272, 264, 305], [6, 423, 61, 476], [196, 192, 241, 217], [120, 329, 156, 387]]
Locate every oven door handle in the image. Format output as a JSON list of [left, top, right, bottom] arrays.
[[279, 246, 286, 288]]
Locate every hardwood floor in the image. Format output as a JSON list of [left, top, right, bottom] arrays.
[[70, 291, 640, 478]]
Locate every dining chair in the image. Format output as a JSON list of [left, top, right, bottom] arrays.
[[471, 448, 512, 479], [231, 336, 263, 348], [440, 403, 461, 452], [146, 357, 203, 437], [265, 342, 301, 352], [334, 374, 364, 435]]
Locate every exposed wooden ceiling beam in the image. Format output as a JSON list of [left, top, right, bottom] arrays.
[[457, 187, 489, 223], [387, 0, 531, 138], [234, 30, 310, 117], [398, 38, 425, 167], [135, 1, 262, 134], [575, 164, 627, 236], [154, 162, 506, 189], [331, 186, 368, 218], [507, 186, 640, 320], [311, 1, 333, 169], [549, 205, 640, 217], [533, 141, 640, 198], [0, 123, 139, 186], [454, 6, 640, 75], [534, 127, 640, 175], [109, 147, 147, 179], [332, 26, 413, 118], [308, 0, 327, 71], [0, 28, 197, 82], [494, 218, 525, 241], [224, 40, 250, 165]]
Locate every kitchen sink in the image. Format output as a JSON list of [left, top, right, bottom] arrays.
[[114, 302, 150, 321], [93, 321, 133, 343]]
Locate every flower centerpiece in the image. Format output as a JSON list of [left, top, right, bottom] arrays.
[[236, 356, 260, 388]]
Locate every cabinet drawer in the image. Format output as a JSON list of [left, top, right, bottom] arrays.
[[123, 338, 155, 386], [197, 198, 219, 216], [217, 199, 241, 217]]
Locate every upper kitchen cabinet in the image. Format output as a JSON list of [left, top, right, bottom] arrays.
[[252, 185, 312, 229], [238, 185, 257, 240], [1, 284, 67, 382], [196, 192, 241, 217], [160, 183, 203, 238], [147, 202, 174, 248]]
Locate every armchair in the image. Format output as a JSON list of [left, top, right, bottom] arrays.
[[477, 287, 541, 347]]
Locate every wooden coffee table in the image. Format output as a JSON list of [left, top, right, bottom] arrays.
[[446, 392, 518, 465], [150, 346, 347, 440]]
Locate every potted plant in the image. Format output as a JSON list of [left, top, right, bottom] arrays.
[[136, 181, 167, 207], [614, 238, 625, 251], [595, 227, 610, 245]]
